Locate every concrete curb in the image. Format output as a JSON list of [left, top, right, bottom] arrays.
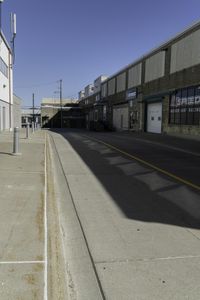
[[47, 132, 104, 300]]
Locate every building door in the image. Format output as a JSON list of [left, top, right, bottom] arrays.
[[147, 102, 162, 133], [113, 106, 129, 130]]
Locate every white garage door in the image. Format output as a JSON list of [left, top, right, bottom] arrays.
[[113, 106, 129, 130], [147, 102, 162, 133]]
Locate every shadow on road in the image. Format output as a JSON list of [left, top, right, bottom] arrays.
[[52, 128, 200, 230]]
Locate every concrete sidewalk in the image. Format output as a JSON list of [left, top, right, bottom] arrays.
[[1, 128, 200, 299], [0, 129, 46, 299]]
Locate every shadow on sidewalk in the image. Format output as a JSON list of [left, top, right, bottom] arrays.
[[0, 152, 12, 156]]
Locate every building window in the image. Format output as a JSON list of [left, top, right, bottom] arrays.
[[169, 85, 200, 125], [0, 57, 8, 78]]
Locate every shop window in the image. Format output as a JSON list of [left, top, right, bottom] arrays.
[[174, 90, 181, 124], [187, 87, 195, 124], [180, 89, 187, 124], [194, 87, 200, 125], [169, 85, 200, 126], [169, 93, 175, 124]]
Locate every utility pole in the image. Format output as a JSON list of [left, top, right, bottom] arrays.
[[32, 93, 35, 123], [60, 79, 63, 128]]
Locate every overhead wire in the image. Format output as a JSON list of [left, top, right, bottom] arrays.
[[14, 80, 58, 89]]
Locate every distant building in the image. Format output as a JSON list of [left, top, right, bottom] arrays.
[[41, 98, 84, 128], [21, 107, 41, 127], [0, 32, 13, 132], [78, 90, 85, 100], [93, 75, 108, 94], [84, 84, 94, 97]]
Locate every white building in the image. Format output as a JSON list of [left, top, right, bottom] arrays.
[[78, 90, 85, 100], [84, 84, 94, 97], [94, 75, 108, 94], [0, 31, 13, 131]]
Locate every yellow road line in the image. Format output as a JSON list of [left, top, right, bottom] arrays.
[[83, 135, 200, 192]]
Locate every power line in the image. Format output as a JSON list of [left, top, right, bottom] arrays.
[[14, 80, 58, 89]]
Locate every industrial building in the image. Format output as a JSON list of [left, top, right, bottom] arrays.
[[79, 21, 200, 137], [41, 98, 84, 128], [21, 106, 41, 127], [0, 31, 13, 132]]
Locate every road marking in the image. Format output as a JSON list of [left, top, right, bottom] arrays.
[[44, 133, 48, 300], [113, 133, 200, 157], [0, 261, 45, 265], [83, 135, 200, 192]]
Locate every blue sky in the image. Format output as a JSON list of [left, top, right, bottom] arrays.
[[2, 0, 200, 106]]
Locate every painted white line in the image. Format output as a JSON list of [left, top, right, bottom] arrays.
[[0, 261, 45, 265], [44, 133, 48, 300]]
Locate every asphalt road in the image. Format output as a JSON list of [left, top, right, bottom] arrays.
[[49, 129, 200, 299], [81, 131, 200, 188], [58, 129, 200, 228]]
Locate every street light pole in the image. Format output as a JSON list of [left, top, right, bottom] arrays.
[[60, 79, 63, 128]]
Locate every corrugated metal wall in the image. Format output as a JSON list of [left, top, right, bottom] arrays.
[[145, 51, 165, 83], [108, 78, 115, 96], [170, 29, 200, 73], [101, 83, 107, 98], [117, 72, 126, 93], [128, 63, 142, 88]]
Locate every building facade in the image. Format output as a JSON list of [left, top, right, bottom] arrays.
[[0, 32, 13, 132], [79, 22, 200, 137], [21, 107, 41, 127], [41, 98, 84, 128]]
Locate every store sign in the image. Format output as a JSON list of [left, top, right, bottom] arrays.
[[126, 88, 137, 100]]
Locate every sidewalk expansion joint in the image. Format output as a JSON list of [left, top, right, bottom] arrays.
[[96, 255, 200, 265], [0, 169, 44, 174]]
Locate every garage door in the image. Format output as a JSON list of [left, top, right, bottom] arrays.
[[147, 102, 162, 133], [113, 106, 128, 130]]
